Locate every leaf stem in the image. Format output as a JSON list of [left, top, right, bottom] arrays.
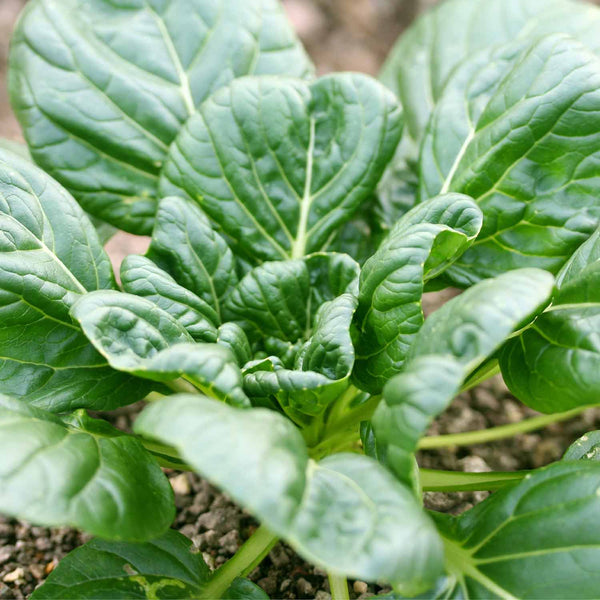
[[198, 525, 278, 599], [418, 406, 591, 450], [328, 573, 350, 600], [420, 468, 528, 492]]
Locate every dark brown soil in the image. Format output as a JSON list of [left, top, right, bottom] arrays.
[[2, 1, 600, 599]]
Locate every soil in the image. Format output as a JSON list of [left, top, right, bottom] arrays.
[[2, 1, 600, 599]]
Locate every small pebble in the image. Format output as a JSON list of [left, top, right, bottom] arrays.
[[315, 591, 332, 600], [354, 580, 369, 594], [170, 473, 191, 496], [296, 576, 314, 597], [3, 568, 24, 583]]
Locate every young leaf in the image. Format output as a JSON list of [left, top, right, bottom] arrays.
[[433, 461, 600, 599], [500, 231, 600, 413], [564, 431, 600, 461], [30, 529, 209, 599], [223, 578, 269, 600], [161, 74, 403, 263], [422, 34, 600, 285], [0, 149, 150, 412], [10, 0, 313, 233], [72, 292, 247, 405], [0, 396, 173, 541], [353, 193, 483, 393], [146, 196, 238, 322], [121, 255, 219, 342], [135, 395, 444, 595]]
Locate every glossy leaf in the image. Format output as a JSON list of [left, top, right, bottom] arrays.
[[135, 395, 444, 595], [380, 0, 600, 146], [222, 579, 270, 600], [500, 232, 600, 413], [72, 291, 247, 405], [564, 431, 600, 461], [0, 396, 173, 541], [372, 269, 553, 484], [433, 461, 600, 599], [353, 193, 482, 393], [422, 34, 600, 285], [10, 0, 313, 233], [0, 149, 150, 412], [217, 322, 252, 367], [146, 196, 238, 322], [121, 255, 218, 342], [161, 74, 403, 263], [31, 529, 208, 599]]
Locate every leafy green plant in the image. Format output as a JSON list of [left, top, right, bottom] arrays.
[[3, 0, 600, 598]]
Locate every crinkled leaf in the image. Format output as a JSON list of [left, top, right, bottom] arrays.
[[31, 529, 208, 599], [72, 292, 247, 405], [372, 269, 553, 484], [500, 233, 600, 413], [433, 461, 600, 599], [373, 356, 463, 487], [135, 395, 444, 595], [121, 255, 218, 342], [0, 149, 149, 412], [217, 323, 252, 367], [161, 74, 403, 263], [411, 269, 554, 370], [564, 431, 600, 461], [353, 193, 482, 393], [10, 0, 313, 233], [0, 396, 173, 541], [380, 0, 600, 146], [146, 196, 238, 322], [423, 34, 600, 285]]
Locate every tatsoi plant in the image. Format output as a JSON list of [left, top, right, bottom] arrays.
[[2, 0, 600, 598]]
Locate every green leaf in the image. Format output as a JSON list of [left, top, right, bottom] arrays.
[[411, 270, 554, 370], [10, 0, 313, 234], [222, 579, 269, 600], [434, 461, 600, 599], [146, 196, 238, 322], [229, 254, 359, 417], [372, 269, 553, 484], [217, 322, 252, 367], [0, 149, 150, 412], [72, 291, 247, 405], [121, 254, 219, 342], [352, 193, 482, 393], [0, 138, 31, 160], [31, 529, 208, 599], [0, 396, 173, 541], [372, 356, 463, 487], [380, 0, 600, 146], [135, 395, 444, 595], [564, 432, 600, 461], [422, 34, 600, 285], [499, 232, 600, 413], [161, 74, 403, 263]]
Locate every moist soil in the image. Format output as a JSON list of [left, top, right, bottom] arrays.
[[3, 1, 600, 599]]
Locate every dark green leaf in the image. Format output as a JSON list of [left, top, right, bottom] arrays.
[[0, 396, 173, 541], [423, 34, 600, 285], [564, 431, 600, 461], [146, 196, 238, 322], [135, 395, 444, 595], [31, 530, 207, 599], [217, 323, 252, 367], [72, 291, 247, 405], [434, 461, 600, 599], [222, 579, 269, 600], [161, 74, 403, 263], [500, 232, 600, 413], [0, 149, 149, 411], [353, 193, 482, 393], [121, 254, 219, 342], [10, 0, 313, 233]]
